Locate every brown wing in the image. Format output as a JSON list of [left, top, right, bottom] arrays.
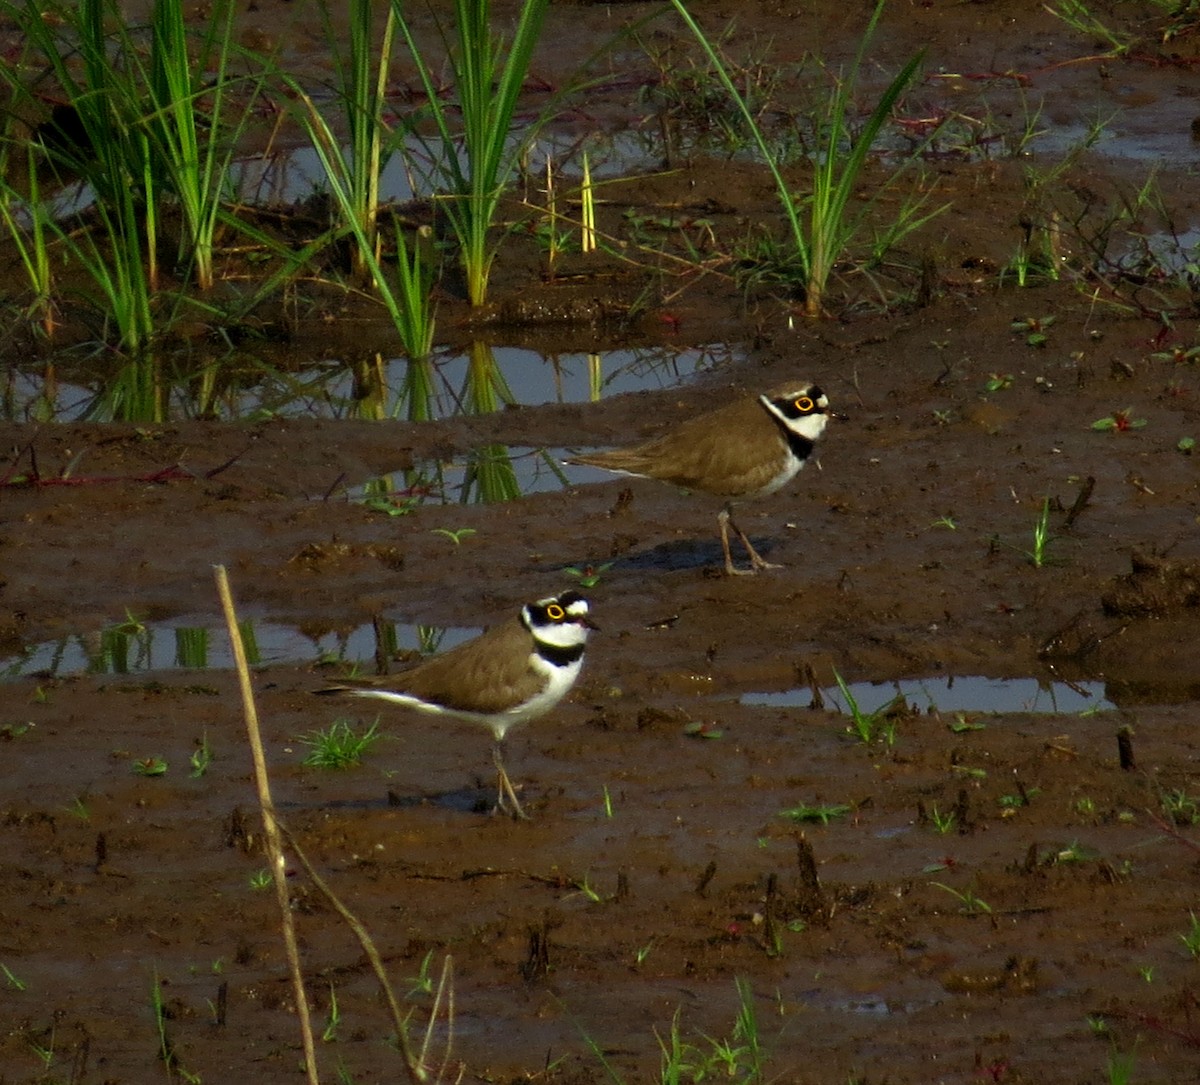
[[571, 396, 786, 497], [336, 617, 543, 716]]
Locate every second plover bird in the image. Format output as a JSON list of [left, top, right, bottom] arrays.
[[568, 382, 831, 575]]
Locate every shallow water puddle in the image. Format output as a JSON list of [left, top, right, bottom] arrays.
[[3, 342, 735, 423], [2, 619, 477, 679], [347, 445, 615, 508], [743, 674, 1116, 715]]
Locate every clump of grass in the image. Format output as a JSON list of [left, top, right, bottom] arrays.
[[589, 977, 766, 1084], [300, 718, 382, 769], [394, 0, 552, 306], [832, 668, 903, 745], [670, 0, 936, 316]]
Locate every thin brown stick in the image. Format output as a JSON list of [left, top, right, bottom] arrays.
[[278, 826, 432, 1085], [214, 565, 320, 1085]]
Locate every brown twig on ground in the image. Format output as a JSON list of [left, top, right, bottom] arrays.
[[215, 565, 320, 1085]]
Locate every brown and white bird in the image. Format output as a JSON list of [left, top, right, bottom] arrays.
[[568, 382, 831, 575], [316, 591, 594, 819]]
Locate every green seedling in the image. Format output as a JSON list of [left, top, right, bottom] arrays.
[[248, 868, 272, 890], [322, 983, 340, 1043], [2, 962, 26, 990], [928, 806, 957, 834], [1027, 497, 1055, 568], [1106, 1044, 1138, 1085], [189, 734, 212, 778], [430, 527, 476, 545], [25, 1025, 54, 1068], [998, 787, 1039, 809], [1091, 409, 1147, 432], [1160, 788, 1200, 825], [932, 881, 992, 916], [1179, 911, 1200, 959], [602, 784, 614, 818], [1010, 314, 1055, 347], [984, 373, 1014, 392], [1047, 0, 1133, 55], [132, 757, 168, 777], [1054, 840, 1097, 864], [299, 719, 381, 769], [948, 714, 985, 733], [683, 721, 724, 739], [363, 491, 422, 517], [564, 562, 614, 588], [1137, 964, 1155, 983], [634, 940, 654, 966], [779, 802, 851, 825], [1075, 796, 1097, 817], [832, 667, 901, 745], [930, 514, 957, 530], [572, 873, 605, 903], [1176, 436, 1194, 454], [406, 948, 437, 998], [1151, 344, 1200, 364]]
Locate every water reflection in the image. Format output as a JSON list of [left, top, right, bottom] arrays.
[[2, 342, 734, 423], [2, 617, 470, 680], [742, 675, 1117, 716]]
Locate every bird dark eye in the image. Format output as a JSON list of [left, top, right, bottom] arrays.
[[794, 396, 814, 412], [546, 604, 565, 621]]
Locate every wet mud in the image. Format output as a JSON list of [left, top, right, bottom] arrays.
[[4, 1, 1200, 1082]]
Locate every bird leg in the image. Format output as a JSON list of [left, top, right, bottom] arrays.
[[492, 740, 529, 820], [718, 505, 781, 575]]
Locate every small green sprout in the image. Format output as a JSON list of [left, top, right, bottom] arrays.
[[1092, 408, 1147, 432], [1150, 344, 1200, 364], [948, 714, 985, 733], [1177, 436, 1195, 454], [132, 757, 168, 777], [778, 802, 851, 825], [683, 721, 724, 739], [928, 806, 957, 834], [1, 962, 26, 990], [932, 881, 991, 915], [1010, 314, 1055, 347], [984, 373, 1014, 392], [248, 869, 272, 890], [431, 527, 476, 545], [189, 734, 212, 778], [564, 561, 614, 588], [1180, 911, 1200, 959]]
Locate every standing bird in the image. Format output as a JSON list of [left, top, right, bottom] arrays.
[[316, 591, 594, 819], [568, 382, 831, 575]]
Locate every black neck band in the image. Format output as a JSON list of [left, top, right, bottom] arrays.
[[536, 640, 585, 667]]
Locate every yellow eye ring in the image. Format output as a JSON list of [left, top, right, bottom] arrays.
[[546, 604, 565, 620], [795, 396, 814, 412]]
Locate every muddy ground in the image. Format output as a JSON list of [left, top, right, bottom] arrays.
[[4, 1, 1200, 1083]]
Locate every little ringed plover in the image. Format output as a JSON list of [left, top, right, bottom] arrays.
[[568, 382, 830, 575], [316, 590, 594, 819]]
